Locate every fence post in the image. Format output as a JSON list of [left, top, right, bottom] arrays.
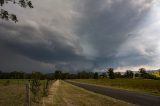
[[25, 83, 31, 106]]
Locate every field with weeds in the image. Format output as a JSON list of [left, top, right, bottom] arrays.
[[73, 79, 160, 95], [51, 80, 135, 106], [0, 79, 26, 106], [0, 79, 50, 106]]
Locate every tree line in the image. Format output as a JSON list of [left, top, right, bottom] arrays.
[[0, 68, 159, 80]]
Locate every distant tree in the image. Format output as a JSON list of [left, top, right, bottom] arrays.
[[88, 72, 94, 79], [78, 71, 90, 79], [10, 71, 25, 79], [61, 73, 70, 80], [107, 68, 115, 79], [135, 73, 140, 77], [55, 70, 62, 79], [124, 70, 134, 78], [139, 68, 147, 78], [100, 72, 107, 78], [93, 72, 99, 79], [0, 0, 33, 22], [114, 72, 122, 78]]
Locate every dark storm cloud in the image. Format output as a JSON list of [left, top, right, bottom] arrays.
[[0, 23, 84, 63], [0, 0, 157, 72]]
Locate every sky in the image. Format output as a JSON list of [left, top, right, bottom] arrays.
[[0, 0, 160, 73]]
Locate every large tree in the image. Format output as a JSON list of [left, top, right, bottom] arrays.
[[107, 68, 115, 79], [0, 0, 33, 22], [139, 68, 147, 78], [124, 70, 134, 78]]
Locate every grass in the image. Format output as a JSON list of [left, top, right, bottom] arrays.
[[52, 80, 136, 106], [0, 79, 50, 106], [72, 79, 160, 96], [0, 79, 26, 106]]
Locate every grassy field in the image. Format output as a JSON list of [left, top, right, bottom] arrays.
[[72, 79, 160, 95], [51, 80, 136, 106], [0, 79, 49, 106], [0, 79, 26, 106]]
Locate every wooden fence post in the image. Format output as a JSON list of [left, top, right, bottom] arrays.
[[25, 83, 31, 106]]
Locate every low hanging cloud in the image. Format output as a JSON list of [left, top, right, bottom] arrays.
[[0, 0, 159, 72]]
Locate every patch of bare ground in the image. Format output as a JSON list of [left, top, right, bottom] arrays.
[[42, 80, 59, 106]]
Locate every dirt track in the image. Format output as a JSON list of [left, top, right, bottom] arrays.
[[42, 80, 59, 106], [66, 80, 160, 106]]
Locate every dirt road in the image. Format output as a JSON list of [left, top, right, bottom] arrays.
[[42, 80, 59, 106], [66, 80, 160, 106]]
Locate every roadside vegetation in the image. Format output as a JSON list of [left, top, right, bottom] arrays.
[[51, 80, 136, 106], [73, 79, 160, 95], [0, 76, 52, 105]]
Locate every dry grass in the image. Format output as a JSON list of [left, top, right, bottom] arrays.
[[0, 84, 25, 106], [51, 80, 136, 106], [0, 79, 50, 106]]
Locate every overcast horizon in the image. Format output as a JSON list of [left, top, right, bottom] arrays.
[[0, 0, 160, 73]]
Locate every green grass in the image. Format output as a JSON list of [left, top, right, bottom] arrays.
[[52, 80, 136, 106], [72, 79, 160, 96], [0, 79, 28, 85]]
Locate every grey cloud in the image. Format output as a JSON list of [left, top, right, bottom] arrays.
[[0, 23, 84, 63], [76, 0, 153, 57], [0, 0, 157, 72]]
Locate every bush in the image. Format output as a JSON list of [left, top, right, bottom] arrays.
[[42, 80, 49, 97], [30, 72, 41, 103]]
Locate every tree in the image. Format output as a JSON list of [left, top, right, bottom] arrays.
[[93, 72, 99, 79], [30, 72, 41, 102], [139, 68, 147, 78], [124, 70, 134, 78], [114, 72, 122, 78], [55, 70, 62, 79], [0, 0, 33, 22], [100, 72, 107, 78], [107, 68, 115, 79]]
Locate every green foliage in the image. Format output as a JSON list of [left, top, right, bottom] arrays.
[[94, 72, 99, 79], [0, 0, 33, 22], [30, 72, 41, 103], [124, 70, 133, 78], [138, 68, 159, 80], [139, 68, 147, 78], [55, 70, 62, 79], [108, 68, 115, 79], [151, 71, 160, 78], [78, 71, 94, 79], [114, 72, 122, 78], [42, 80, 50, 97]]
